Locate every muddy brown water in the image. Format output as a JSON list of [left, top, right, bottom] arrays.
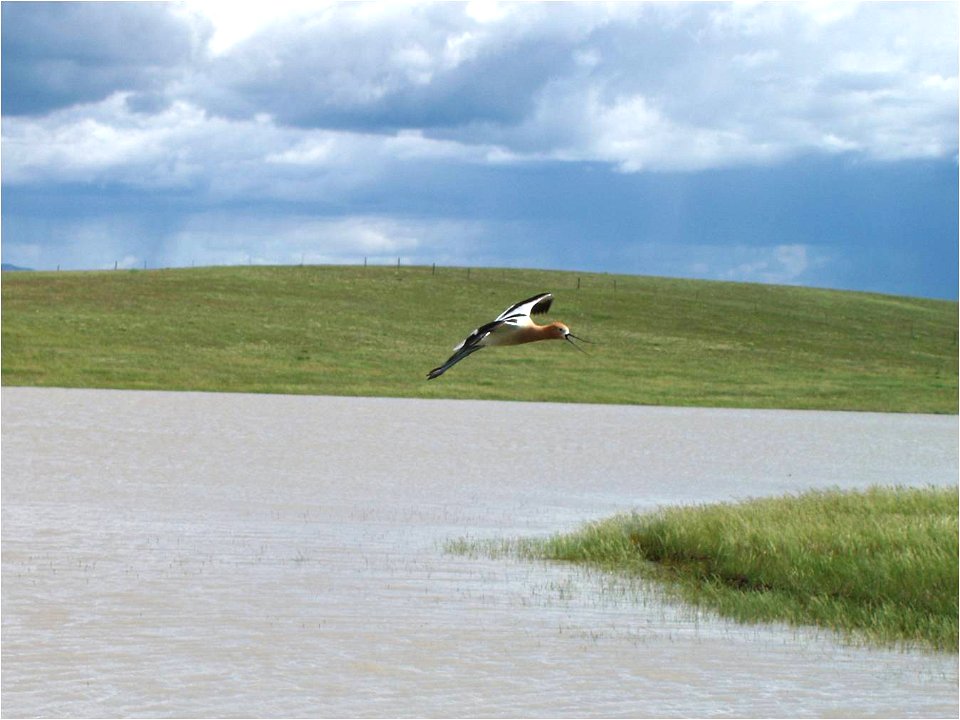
[[2, 387, 957, 718]]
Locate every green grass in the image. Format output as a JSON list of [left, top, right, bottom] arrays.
[[2, 264, 957, 411], [497, 486, 958, 651]]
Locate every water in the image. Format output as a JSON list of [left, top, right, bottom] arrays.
[[2, 387, 957, 718]]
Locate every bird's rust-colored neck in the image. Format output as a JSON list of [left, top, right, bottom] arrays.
[[494, 321, 567, 346]]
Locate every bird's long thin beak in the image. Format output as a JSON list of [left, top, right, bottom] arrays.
[[565, 333, 591, 354]]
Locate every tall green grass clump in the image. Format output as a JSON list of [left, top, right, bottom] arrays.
[[534, 486, 958, 651]]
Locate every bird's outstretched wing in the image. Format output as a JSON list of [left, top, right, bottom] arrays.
[[426, 343, 483, 380], [451, 319, 501, 351], [426, 319, 502, 379], [494, 292, 553, 323]]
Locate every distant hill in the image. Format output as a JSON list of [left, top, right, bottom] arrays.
[[1, 263, 32, 272], [1, 265, 956, 412]]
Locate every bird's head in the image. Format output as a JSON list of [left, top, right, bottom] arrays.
[[551, 322, 591, 352]]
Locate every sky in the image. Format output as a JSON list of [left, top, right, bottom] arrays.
[[2, 1, 957, 299]]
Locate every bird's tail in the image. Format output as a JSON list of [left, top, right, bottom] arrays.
[[426, 345, 483, 380]]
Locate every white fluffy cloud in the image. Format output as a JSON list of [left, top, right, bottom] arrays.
[[2, 90, 523, 216], [2, 95, 212, 188], [448, 1, 958, 171], [4, 2, 956, 183]]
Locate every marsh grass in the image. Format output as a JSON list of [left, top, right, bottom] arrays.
[[2, 265, 957, 411], [451, 487, 959, 651]]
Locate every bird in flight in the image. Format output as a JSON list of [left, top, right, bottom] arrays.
[[427, 292, 589, 380]]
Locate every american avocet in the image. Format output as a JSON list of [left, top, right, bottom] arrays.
[[426, 292, 589, 380]]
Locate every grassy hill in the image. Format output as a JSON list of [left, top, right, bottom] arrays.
[[2, 265, 956, 412]]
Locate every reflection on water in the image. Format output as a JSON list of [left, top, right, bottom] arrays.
[[3, 388, 957, 718]]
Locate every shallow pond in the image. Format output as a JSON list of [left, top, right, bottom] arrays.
[[2, 388, 957, 717]]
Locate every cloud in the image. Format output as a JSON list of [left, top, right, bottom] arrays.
[[2, 205, 500, 272], [464, 1, 959, 171], [719, 244, 821, 286], [4, 2, 956, 174], [2, 94, 210, 188], [624, 240, 826, 288], [1, 88, 517, 206], [1, 210, 161, 271], [187, 2, 592, 132], [564, 90, 788, 172], [1, 2, 210, 116], [163, 213, 493, 268]]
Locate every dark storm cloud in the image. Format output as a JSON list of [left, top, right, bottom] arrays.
[[1, 1, 209, 116], [191, 4, 576, 132]]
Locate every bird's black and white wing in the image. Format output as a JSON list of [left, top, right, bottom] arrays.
[[427, 319, 503, 379], [494, 292, 553, 323], [450, 319, 501, 352]]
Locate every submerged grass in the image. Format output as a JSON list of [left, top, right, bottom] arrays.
[[2, 265, 958, 411], [452, 486, 959, 651]]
